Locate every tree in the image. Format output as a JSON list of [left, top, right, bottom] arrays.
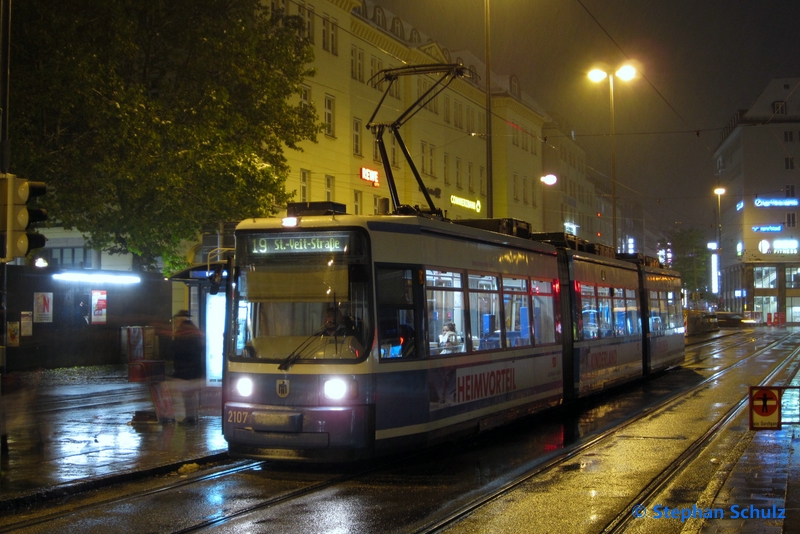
[[10, 0, 320, 271], [663, 227, 711, 296]]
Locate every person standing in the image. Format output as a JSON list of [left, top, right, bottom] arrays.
[[171, 310, 204, 424]]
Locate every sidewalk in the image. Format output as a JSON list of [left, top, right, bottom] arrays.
[[0, 366, 227, 511]]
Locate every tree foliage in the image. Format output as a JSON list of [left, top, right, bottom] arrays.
[[11, 0, 320, 271], [663, 227, 711, 293]]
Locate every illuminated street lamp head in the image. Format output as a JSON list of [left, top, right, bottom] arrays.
[[541, 174, 558, 186], [588, 69, 608, 83], [615, 65, 636, 81], [714, 187, 726, 196]]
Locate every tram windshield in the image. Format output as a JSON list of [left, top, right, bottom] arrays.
[[231, 230, 372, 363]]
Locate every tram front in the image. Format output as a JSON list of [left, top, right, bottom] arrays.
[[223, 218, 375, 461]]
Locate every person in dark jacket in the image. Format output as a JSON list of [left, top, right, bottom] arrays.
[[170, 310, 204, 423]]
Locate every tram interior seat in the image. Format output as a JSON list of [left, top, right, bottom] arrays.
[[245, 335, 363, 359]]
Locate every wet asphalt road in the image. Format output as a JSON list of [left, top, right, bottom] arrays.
[[2, 330, 792, 533]]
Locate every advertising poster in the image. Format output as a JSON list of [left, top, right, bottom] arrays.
[[21, 312, 33, 336], [8, 322, 19, 346], [91, 290, 108, 324], [34, 292, 53, 323]]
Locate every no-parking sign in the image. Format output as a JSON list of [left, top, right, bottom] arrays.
[[749, 387, 781, 430]]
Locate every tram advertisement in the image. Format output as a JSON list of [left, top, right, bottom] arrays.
[[429, 355, 561, 410]]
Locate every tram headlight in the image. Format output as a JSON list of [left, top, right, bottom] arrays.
[[323, 377, 358, 400], [236, 377, 254, 397]]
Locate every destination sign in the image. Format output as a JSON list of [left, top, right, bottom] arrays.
[[249, 234, 350, 255]]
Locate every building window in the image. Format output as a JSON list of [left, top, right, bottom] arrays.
[[443, 95, 450, 123], [353, 118, 362, 155], [374, 6, 385, 28], [454, 100, 463, 129], [443, 153, 450, 184], [322, 16, 338, 54], [456, 158, 462, 188], [787, 267, 800, 289], [299, 85, 310, 108], [466, 107, 474, 133], [787, 157, 795, 170], [787, 184, 796, 197], [468, 162, 474, 192], [410, 28, 420, 43], [785, 131, 794, 142], [322, 15, 330, 51], [325, 175, 334, 201], [773, 101, 787, 115], [523, 176, 529, 203], [421, 141, 428, 174], [324, 95, 335, 136], [351, 46, 364, 81], [513, 173, 519, 200], [300, 169, 310, 201], [754, 266, 777, 288], [428, 144, 435, 177], [354, 190, 362, 215], [480, 166, 485, 195], [391, 136, 398, 167], [305, 5, 314, 43], [373, 194, 384, 214], [38, 247, 92, 269], [511, 123, 520, 146], [391, 18, 404, 39], [510, 75, 520, 98], [787, 212, 797, 228]]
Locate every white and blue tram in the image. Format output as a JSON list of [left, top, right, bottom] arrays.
[[221, 203, 685, 461]]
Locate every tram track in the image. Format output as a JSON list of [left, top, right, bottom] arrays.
[[415, 331, 796, 533]]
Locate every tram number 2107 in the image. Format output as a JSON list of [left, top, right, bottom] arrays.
[[227, 410, 249, 424]]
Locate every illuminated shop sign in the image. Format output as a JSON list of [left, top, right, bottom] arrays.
[[773, 239, 798, 254], [736, 201, 744, 211], [752, 225, 782, 232], [754, 198, 799, 207], [759, 238, 799, 255], [450, 195, 482, 213], [248, 234, 350, 254], [360, 167, 380, 187]]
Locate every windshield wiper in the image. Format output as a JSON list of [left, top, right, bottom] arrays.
[[278, 327, 326, 371]]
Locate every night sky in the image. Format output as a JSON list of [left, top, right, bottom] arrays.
[[372, 0, 800, 239]]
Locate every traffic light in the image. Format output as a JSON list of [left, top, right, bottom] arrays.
[[2, 173, 48, 260]]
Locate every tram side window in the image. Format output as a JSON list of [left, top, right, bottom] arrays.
[[503, 277, 532, 348], [532, 280, 557, 344], [649, 290, 662, 332], [427, 270, 466, 356], [597, 286, 613, 338], [612, 288, 626, 336], [469, 273, 501, 351], [581, 284, 598, 339], [626, 288, 641, 334], [659, 292, 670, 328], [666, 291, 680, 328], [376, 267, 418, 359]]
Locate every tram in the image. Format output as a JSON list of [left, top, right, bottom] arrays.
[[221, 203, 684, 461], [220, 64, 683, 461]]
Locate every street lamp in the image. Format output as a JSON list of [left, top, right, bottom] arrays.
[[589, 65, 636, 252]]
